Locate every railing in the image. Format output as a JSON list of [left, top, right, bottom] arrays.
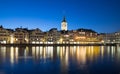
[[0, 42, 117, 46]]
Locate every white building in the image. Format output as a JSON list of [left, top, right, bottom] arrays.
[[46, 28, 60, 43], [115, 32, 120, 43], [13, 28, 29, 44], [0, 25, 12, 44], [29, 28, 44, 44]]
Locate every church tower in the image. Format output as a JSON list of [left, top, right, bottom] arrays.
[[61, 16, 67, 31]]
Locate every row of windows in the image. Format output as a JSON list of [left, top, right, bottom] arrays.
[[15, 36, 25, 38], [30, 36, 44, 37], [30, 38, 43, 41], [0, 38, 8, 40], [14, 34, 27, 35]]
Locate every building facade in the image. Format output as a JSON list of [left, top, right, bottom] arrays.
[[46, 28, 60, 43], [29, 28, 44, 44], [73, 28, 98, 42], [13, 28, 29, 44], [0, 25, 12, 44], [98, 33, 117, 43], [115, 32, 120, 43], [1, 16, 118, 44]]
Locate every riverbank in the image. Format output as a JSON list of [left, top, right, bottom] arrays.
[[0, 43, 117, 47]]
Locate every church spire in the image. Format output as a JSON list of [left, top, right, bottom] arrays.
[[62, 16, 66, 22]]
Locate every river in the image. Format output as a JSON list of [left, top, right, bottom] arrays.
[[0, 46, 120, 74]]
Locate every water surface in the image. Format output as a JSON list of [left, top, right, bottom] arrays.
[[0, 46, 120, 74]]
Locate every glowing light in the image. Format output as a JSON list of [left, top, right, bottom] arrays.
[[60, 38, 63, 43], [40, 42, 43, 44], [16, 38, 18, 41], [57, 46, 60, 56], [3, 41, 6, 44], [10, 47, 14, 65], [101, 46, 104, 57], [47, 46, 53, 58], [0, 47, 6, 61], [10, 35, 14, 43], [32, 47, 36, 58], [40, 46, 43, 58], [36, 46, 39, 59], [101, 40, 104, 43], [65, 47, 69, 66], [32, 41, 35, 44], [15, 47, 18, 63], [75, 36, 86, 39], [25, 38, 28, 43], [57, 42, 60, 44], [76, 47, 86, 64], [36, 41, 39, 44]]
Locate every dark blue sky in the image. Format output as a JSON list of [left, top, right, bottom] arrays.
[[0, 0, 120, 33]]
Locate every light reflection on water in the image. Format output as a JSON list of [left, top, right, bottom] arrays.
[[0, 46, 120, 74]]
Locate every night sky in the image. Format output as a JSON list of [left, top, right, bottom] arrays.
[[0, 0, 120, 33]]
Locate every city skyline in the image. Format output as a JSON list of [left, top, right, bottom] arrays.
[[0, 0, 120, 33]]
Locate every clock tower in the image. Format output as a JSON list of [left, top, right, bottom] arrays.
[[61, 16, 67, 31]]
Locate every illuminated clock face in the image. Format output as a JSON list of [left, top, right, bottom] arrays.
[[63, 24, 66, 27], [61, 22, 67, 30]]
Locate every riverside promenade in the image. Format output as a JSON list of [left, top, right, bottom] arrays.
[[0, 43, 117, 47]]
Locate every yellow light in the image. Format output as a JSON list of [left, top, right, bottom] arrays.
[[3, 41, 6, 44], [32, 41, 35, 44], [16, 38, 18, 41], [75, 36, 86, 39], [25, 38, 28, 43], [10, 35, 14, 43], [10, 47, 14, 65], [101, 40, 104, 43], [60, 38, 63, 43]]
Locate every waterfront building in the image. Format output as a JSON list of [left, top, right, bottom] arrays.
[[97, 33, 106, 42], [98, 32, 120, 44], [0, 25, 13, 44], [61, 17, 67, 31], [100, 33, 116, 43], [29, 28, 44, 44], [46, 28, 60, 43], [13, 28, 29, 44], [68, 30, 76, 42], [115, 32, 120, 43], [74, 28, 98, 42], [1, 17, 116, 44], [60, 30, 70, 43]]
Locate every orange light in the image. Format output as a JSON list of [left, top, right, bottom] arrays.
[[75, 36, 86, 39]]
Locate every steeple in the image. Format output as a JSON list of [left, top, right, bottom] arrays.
[[62, 16, 66, 22]]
